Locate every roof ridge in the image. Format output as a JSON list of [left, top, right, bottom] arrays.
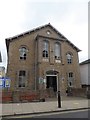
[[6, 23, 50, 40], [5, 23, 81, 52], [80, 59, 90, 65]]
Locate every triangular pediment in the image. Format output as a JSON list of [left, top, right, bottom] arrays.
[[5, 23, 81, 52], [6, 23, 67, 40]]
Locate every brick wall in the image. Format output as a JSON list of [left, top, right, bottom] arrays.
[[1, 90, 40, 103], [67, 88, 87, 97]]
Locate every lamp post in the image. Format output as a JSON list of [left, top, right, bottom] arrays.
[[58, 91, 61, 108], [57, 75, 64, 108]]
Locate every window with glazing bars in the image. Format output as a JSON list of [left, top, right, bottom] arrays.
[[42, 40, 49, 58]]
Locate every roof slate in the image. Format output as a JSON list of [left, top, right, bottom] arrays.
[[80, 59, 90, 65]]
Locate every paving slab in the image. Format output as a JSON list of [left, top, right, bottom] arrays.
[[1, 97, 89, 117]]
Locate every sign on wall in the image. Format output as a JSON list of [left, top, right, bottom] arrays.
[[39, 77, 44, 84], [5, 78, 10, 87], [0, 77, 4, 88], [0, 77, 10, 88]]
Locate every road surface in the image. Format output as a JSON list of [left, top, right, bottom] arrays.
[[2, 109, 89, 119]]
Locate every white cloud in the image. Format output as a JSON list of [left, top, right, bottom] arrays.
[[0, 0, 88, 69], [0, 0, 27, 68]]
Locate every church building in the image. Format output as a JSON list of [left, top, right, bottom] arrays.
[[5, 23, 81, 102]]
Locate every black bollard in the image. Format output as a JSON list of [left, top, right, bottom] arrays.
[[58, 91, 61, 108]]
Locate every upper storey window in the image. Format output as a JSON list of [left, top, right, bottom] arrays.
[[19, 46, 28, 60], [43, 40, 49, 58], [66, 53, 73, 64], [54, 42, 61, 59]]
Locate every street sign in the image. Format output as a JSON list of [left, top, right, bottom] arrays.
[[0, 77, 4, 88], [5, 78, 10, 87], [0, 77, 10, 88]]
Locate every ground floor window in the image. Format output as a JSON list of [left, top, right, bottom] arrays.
[[18, 70, 26, 87], [68, 72, 74, 87]]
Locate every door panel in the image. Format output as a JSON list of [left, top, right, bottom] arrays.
[[46, 76, 57, 92]]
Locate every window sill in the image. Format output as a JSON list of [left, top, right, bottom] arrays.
[[42, 58, 49, 62], [18, 87, 26, 88], [55, 60, 61, 63]]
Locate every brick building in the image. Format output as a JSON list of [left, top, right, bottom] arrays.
[[5, 23, 81, 102]]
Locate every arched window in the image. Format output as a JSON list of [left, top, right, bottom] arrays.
[[19, 46, 28, 60], [42, 40, 49, 58], [54, 42, 60, 59], [66, 53, 73, 64]]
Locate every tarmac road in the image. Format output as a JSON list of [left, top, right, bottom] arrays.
[[2, 109, 90, 119], [33, 109, 89, 118]]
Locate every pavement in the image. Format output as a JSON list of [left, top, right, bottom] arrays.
[[0, 96, 89, 118]]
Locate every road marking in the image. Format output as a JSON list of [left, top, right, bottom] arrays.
[[17, 104, 20, 106]]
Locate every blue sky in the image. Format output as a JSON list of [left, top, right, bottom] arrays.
[[0, 0, 88, 69]]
